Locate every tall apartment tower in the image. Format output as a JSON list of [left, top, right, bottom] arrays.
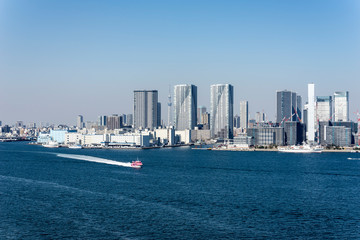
[[106, 114, 122, 130], [276, 90, 301, 123], [316, 96, 332, 122], [167, 86, 172, 127], [307, 83, 315, 142], [276, 90, 292, 123], [98, 115, 107, 126], [126, 114, 133, 126], [77, 115, 84, 129], [239, 101, 248, 129], [173, 84, 197, 130], [197, 106, 207, 125], [133, 90, 159, 129], [157, 102, 161, 127], [210, 84, 234, 139], [334, 91, 349, 122]]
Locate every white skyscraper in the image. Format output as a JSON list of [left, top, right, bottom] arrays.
[[239, 101, 248, 129], [334, 91, 349, 122], [173, 84, 197, 130], [133, 90, 159, 129], [316, 96, 332, 122], [307, 83, 315, 142], [210, 84, 234, 139]]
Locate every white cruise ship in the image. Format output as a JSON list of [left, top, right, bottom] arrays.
[[43, 141, 59, 148], [278, 144, 323, 153]]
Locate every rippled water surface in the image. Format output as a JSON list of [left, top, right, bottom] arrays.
[[1, 142, 360, 239]]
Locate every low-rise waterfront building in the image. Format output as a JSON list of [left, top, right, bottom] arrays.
[[50, 129, 69, 144], [247, 127, 284, 146], [175, 129, 191, 144], [190, 129, 211, 142], [109, 133, 150, 147], [154, 127, 175, 146]]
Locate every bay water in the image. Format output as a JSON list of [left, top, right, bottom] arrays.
[[1, 142, 360, 239]]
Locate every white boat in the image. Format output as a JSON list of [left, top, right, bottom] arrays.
[[68, 144, 82, 149], [278, 144, 323, 153], [43, 141, 59, 148]]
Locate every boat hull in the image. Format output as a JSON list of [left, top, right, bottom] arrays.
[[278, 149, 322, 153]]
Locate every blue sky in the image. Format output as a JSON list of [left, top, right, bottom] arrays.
[[0, 0, 359, 125]]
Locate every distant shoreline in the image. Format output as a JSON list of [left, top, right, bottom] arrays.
[[195, 148, 360, 153]]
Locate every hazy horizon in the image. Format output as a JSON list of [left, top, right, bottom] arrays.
[[1, 0, 359, 125]]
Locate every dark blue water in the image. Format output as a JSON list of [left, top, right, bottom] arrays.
[[1, 142, 360, 239]]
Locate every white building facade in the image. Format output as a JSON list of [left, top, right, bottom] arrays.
[[210, 84, 234, 139], [239, 101, 248, 129], [334, 91, 349, 122], [307, 83, 315, 142], [316, 96, 332, 122], [173, 84, 197, 131]]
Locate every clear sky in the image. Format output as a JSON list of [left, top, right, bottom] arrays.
[[1, 0, 359, 125]]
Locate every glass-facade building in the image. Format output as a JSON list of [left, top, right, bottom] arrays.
[[173, 84, 197, 130], [296, 95, 302, 122], [239, 101, 248, 129], [276, 90, 295, 123], [334, 91, 349, 122], [197, 106, 207, 125], [210, 84, 234, 139], [134, 90, 159, 129], [316, 96, 332, 122]]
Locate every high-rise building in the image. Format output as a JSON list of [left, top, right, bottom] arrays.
[[276, 90, 300, 123], [239, 101, 248, 129], [303, 104, 308, 127], [77, 115, 83, 129], [16, 121, 23, 128], [276, 90, 292, 123], [157, 102, 161, 127], [234, 115, 240, 128], [106, 114, 122, 130], [120, 114, 127, 125], [98, 116, 107, 126], [173, 84, 197, 130], [255, 112, 265, 123], [291, 92, 297, 121], [126, 114, 133, 126], [316, 96, 332, 122], [210, 84, 234, 139], [134, 90, 159, 129], [27, 122, 36, 128], [197, 106, 207, 125], [201, 112, 210, 130], [284, 121, 305, 145], [307, 83, 315, 142], [167, 87, 172, 127], [334, 91, 349, 122], [296, 95, 302, 122]]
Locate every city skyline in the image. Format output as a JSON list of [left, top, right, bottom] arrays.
[[0, 82, 357, 127], [1, 1, 359, 124]]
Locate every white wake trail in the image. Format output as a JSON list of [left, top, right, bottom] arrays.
[[57, 154, 132, 167]]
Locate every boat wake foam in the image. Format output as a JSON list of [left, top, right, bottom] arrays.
[[347, 158, 360, 160], [57, 154, 132, 167]]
